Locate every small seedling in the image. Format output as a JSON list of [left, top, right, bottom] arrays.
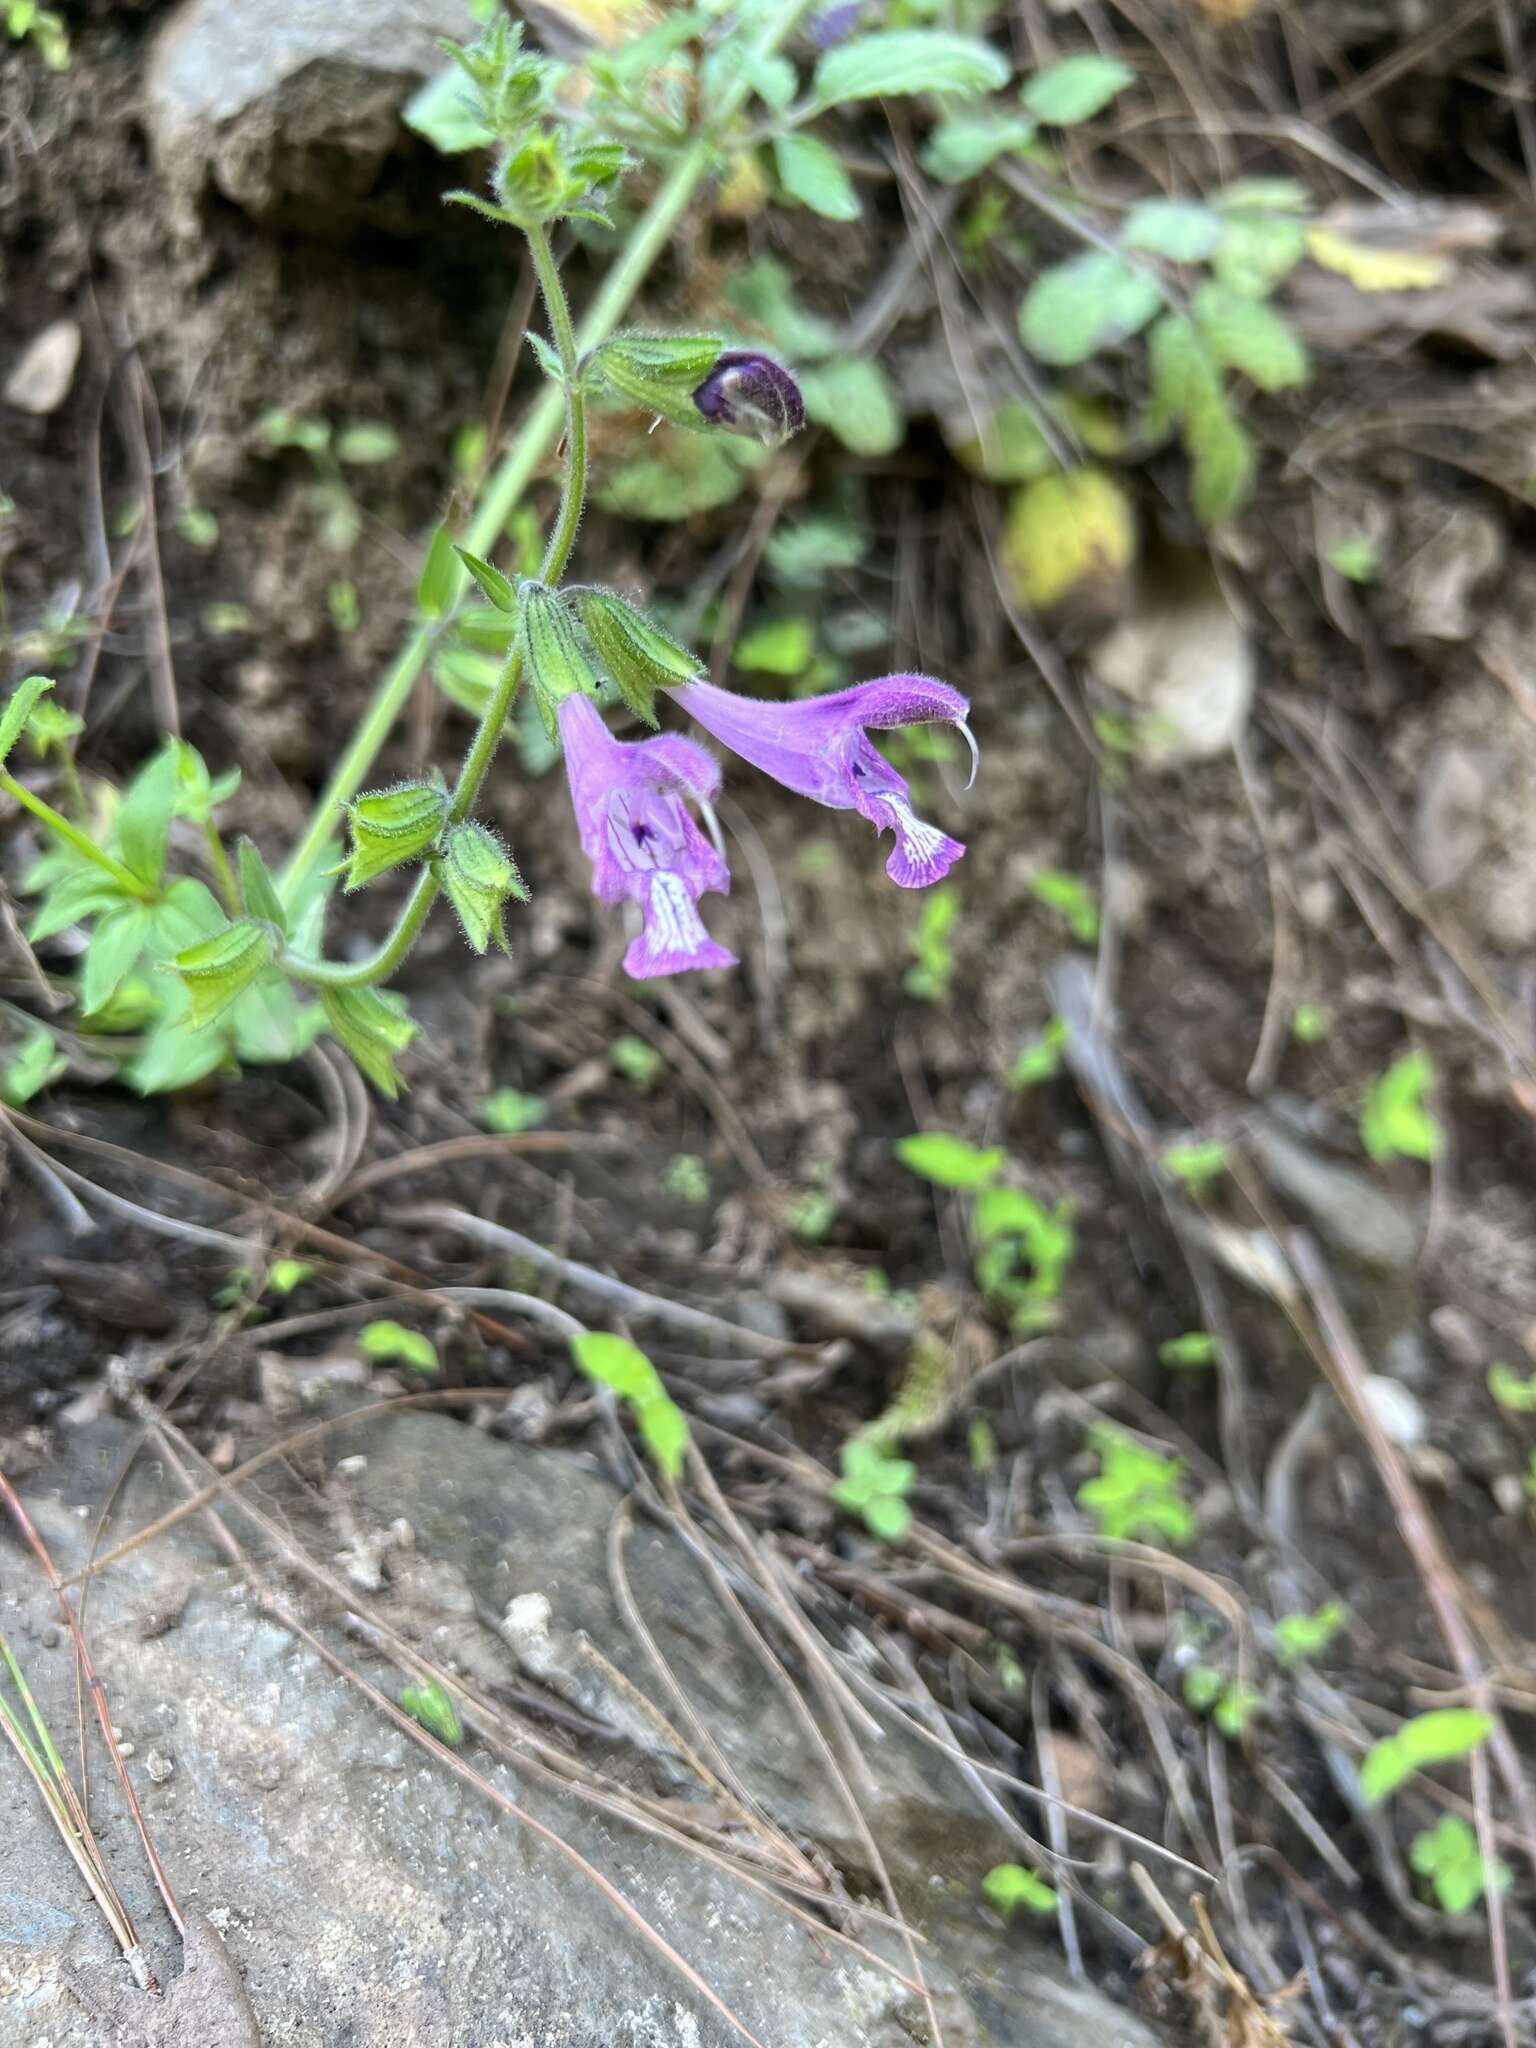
[[1007, 1016, 1067, 1091], [1274, 1602, 1346, 1666], [895, 1132, 1005, 1190], [0, 1025, 66, 1106], [982, 1862, 1057, 1917], [904, 883, 958, 1001], [267, 1259, 315, 1297], [968, 1416, 998, 1476], [610, 1034, 664, 1092], [1325, 535, 1379, 583], [832, 1439, 915, 1543], [480, 1086, 546, 1133], [569, 1331, 688, 1481], [973, 1185, 1075, 1333], [1078, 1426, 1196, 1546], [1163, 1139, 1229, 1190], [398, 1679, 462, 1747], [1291, 1003, 1330, 1043], [1359, 1708, 1492, 1807], [1159, 1331, 1217, 1369], [1183, 1664, 1260, 1738], [358, 1320, 439, 1375], [994, 1644, 1027, 1696], [1487, 1363, 1536, 1415], [1409, 1815, 1508, 1917], [1028, 870, 1098, 944], [786, 1186, 838, 1241], [1361, 1051, 1441, 1164], [661, 1152, 710, 1203]]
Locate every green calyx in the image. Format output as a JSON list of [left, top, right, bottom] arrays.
[[340, 779, 450, 891], [319, 984, 416, 1100], [575, 590, 702, 725], [439, 822, 527, 956], [173, 918, 277, 1030], [519, 583, 598, 734], [586, 332, 724, 430]]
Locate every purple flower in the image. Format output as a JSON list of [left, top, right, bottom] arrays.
[[558, 694, 735, 980], [673, 675, 973, 889], [692, 351, 805, 447], [808, 1, 866, 48]]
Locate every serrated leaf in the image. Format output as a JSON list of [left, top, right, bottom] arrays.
[[1019, 250, 1162, 367], [1304, 226, 1445, 292], [237, 839, 289, 935], [81, 902, 153, 1016], [319, 984, 415, 1098], [814, 30, 1009, 106], [174, 919, 276, 1030], [1022, 54, 1134, 125], [452, 546, 517, 613], [1000, 467, 1135, 609], [773, 132, 860, 221], [1122, 198, 1223, 262], [1192, 283, 1309, 390], [799, 357, 902, 457], [895, 1132, 1004, 1189], [0, 675, 55, 766]]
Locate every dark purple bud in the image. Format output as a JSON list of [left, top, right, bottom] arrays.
[[808, 2, 865, 49], [691, 351, 805, 449]]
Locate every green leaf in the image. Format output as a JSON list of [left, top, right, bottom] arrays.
[[480, 1087, 546, 1134], [1029, 869, 1098, 942], [1410, 1815, 1507, 1917], [0, 1026, 66, 1106], [0, 675, 56, 765], [1019, 251, 1162, 367], [359, 1319, 439, 1374], [417, 522, 460, 620], [1122, 198, 1223, 263], [398, 1678, 462, 1746], [440, 821, 527, 956], [452, 546, 518, 614], [1186, 391, 1255, 526], [1159, 1331, 1217, 1369], [1360, 1710, 1493, 1808], [611, 1034, 664, 1090], [773, 132, 860, 221], [725, 259, 839, 362], [319, 984, 415, 1098], [27, 866, 127, 943], [570, 1331, 663, 1405], [81, 902, 152, 1016], [920, 110, 1036, 184], [799, 357, 903, 457], [1212, 214, 1307, 298], [341, 781, 450, 891], [1079, 1426, 1195, 1545], [1488, 1363, 1536, 1414], [149, 876, 228, 957], [115, 744, 183, 887], [1001, 469, 1135, 610], [1192, 284, 1309, 391], [175, 504, 219, 550], [174, 919, 275, 1030], [334, 421, 399, 465], [260, 409, 330, 454], [1325, 536, 1379, 583], [983, 1862, 1058, 1915], [595, 431, 762, 524], [237, 839, 289, 935], [1022, 54, 1134, 125], [1008, 1016, 1068, 1090], [734, 617, 814, 676], [1216, 178, 1312, 214], [895, 1132, 1004, 1190], [403, 64, 493, 152], [1163, 1139, 1229, 1188], [637, 1394, 688, 1482], [1275, 1603, 1347, 1666], [230, 976, 322, 1067], [814, 30, 1009, 106], [1361, 1051, 1441, 1164], [127, 1016, 230, 1095], [860, 1492, 912, 1542], [268, 1260, 315, 1297]]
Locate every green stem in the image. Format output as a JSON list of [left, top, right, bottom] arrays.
[[0, 770, 153, 901], [276, 0, 811, 906], [285, 216, 588, 991], [202, 821, 240, 916]]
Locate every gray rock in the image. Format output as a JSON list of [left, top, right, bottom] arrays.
[[145, 0, 476, 222], [1247, 1122, 1422, 1270], [0, 1418, 1160, 2048], [3, 319, 82, 415], [1090, 550, 1253, 767]]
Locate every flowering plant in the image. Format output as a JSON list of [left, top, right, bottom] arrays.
[[2, 17, 973, 1099]]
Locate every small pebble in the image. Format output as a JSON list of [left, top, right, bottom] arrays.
[[335, 1455, 367, 1479], [145, 1750, 174, 1783], [4, 318, 81, 414]]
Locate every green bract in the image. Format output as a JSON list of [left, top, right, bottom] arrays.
[[173, 920, 276, 1031]]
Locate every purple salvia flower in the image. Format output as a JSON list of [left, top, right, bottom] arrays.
[[808, 1, 866, 48], [558, 693, 735, 980], [692, 351, 805, 447], [673, 675, 974, 889]]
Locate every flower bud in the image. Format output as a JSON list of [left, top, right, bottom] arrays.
[[440, 822, 528, 956], [691, 351, 805, 447]]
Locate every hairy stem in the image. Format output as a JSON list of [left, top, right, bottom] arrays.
[[283, 220, 588, 991], [276, 0, 812, 905], [0, 772, 153, 901]]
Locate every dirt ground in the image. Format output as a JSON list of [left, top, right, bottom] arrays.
[[4, 3, 1536, 2044]]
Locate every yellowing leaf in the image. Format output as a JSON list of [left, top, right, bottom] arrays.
[[1001, 468, 1135, 610], [1305, 227, 1445, 293], [716, 151, 769, 220]]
